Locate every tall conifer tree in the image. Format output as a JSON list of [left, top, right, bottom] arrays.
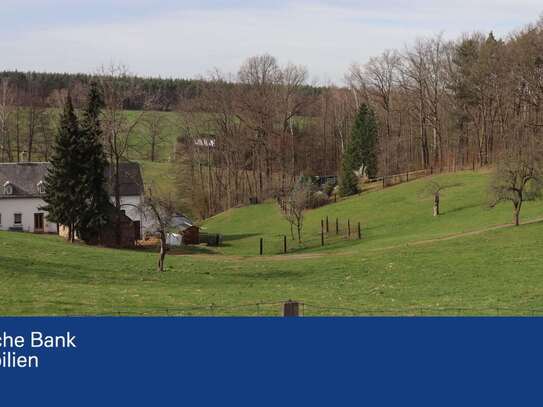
[[42, 95, 81, 242], [351, 104, 378, 179], [339, 104, 378, 196], [78, 82, 110, 241], [339, 149, 360, 196]]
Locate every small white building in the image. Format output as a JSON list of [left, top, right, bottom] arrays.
[[0, 162, 150, 237]]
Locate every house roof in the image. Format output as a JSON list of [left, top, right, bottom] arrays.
[[0, 161, 144, 199], [0, 162, 49, 198]]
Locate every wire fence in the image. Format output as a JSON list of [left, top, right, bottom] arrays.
[[256, 217, 364, 255], [62, 301, 543, 317], [258, 164, 485, 256], [366, 160, 486, 190]]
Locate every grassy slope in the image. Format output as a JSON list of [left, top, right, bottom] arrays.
[[203, 171, 543, 256], [1, 170, 543, 316]]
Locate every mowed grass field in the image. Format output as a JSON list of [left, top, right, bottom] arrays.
[[1, 170, 543, 316]]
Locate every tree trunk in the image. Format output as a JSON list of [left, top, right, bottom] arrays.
[[433, 194, 440, 217], [114, 156, 121, 247], [514, 208, 520, 227], [69, 224, 75, 243], [150, 137, 156, 162], [15, 108, 20, 162], [158, 231, 166, 272]]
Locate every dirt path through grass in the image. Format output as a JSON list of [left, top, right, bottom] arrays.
[[368, 217, 543, 253]]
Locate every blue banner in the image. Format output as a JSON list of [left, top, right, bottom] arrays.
[[0, 318, 541, 406]]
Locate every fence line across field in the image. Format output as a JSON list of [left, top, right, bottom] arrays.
[[258, 217, 363, 255], [252, 163, 489, 255], [367, 162, 483, 189], [260, 164, 487, 256], [67, 300, 543, 317]]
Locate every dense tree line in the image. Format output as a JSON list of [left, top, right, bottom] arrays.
[[177, 55, 335, 217], [3, 17, 543, 220], [180, 17, 543, 217], [348, 19, 543, 178], [0, 70, 202, 110]]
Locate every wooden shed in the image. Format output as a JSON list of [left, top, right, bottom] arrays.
[[181, 226, 200, 245], [88, 210, 137, 248], [60, 207, 138, 248]]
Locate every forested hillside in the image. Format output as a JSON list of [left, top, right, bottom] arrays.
[[1, 17, 543, 219]]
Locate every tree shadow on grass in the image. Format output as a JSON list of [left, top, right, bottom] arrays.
[[286, 238, 364, 255], [169, 245, 218, 255], [233, 269, 308, 280], [221, 233, 260, 242], [441, 202, 485, 215], [134, 243, 218, 255], [0, 255, 124, 282], [215, 233, 261, 248]]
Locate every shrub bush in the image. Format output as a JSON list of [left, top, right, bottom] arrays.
[[308, 191, 330, 209], [322, 180, 337, 196]]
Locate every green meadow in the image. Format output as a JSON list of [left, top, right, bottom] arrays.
[[1, 170, 543, 316]]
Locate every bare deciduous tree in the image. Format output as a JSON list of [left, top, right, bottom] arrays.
[[280, 180, 311, 243], [141, 191, 177, 272], [420, 180, 460, 216], [350, 50, 401, 177], [489, 149, 543, 226], [97, 64, 149, 245], [0, 78, 15, 162], [141, 111, 169, 162]]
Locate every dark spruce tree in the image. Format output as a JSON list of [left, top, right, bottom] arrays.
[[339, 147, 360, 196], [41, 95, 82, 242], [339, 104, 378, 197], [351, 104, 378, 179], [77, 82, 111, 242]]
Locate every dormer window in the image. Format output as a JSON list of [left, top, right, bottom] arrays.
[[37, 181, 45, 195], [3, 181, 13, 195]]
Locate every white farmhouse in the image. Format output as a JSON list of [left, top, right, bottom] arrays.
[[0, 162, 149, 238]]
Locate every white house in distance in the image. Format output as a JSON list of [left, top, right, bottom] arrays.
[[0, 161, 150, 238]]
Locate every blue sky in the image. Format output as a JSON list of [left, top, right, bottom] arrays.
[[1, 0, 542, 83]]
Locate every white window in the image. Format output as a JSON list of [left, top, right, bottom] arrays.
[[14, 213, 22, 225], [37, 181, 45, 194], [3, 182, 13, 195]]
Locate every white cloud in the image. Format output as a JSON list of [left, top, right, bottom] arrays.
[[0, 1, 541, 84]]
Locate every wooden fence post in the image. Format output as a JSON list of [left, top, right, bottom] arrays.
[[321, 219, 325, 246], [348, 219, 351, 238], [326, 216, 329, 233], [259, 238, 263, 256], [336, 218, 339, 234], [358, 222, 361, 240], [283, 300, 300, 317], [283, 235, 287, 254]]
